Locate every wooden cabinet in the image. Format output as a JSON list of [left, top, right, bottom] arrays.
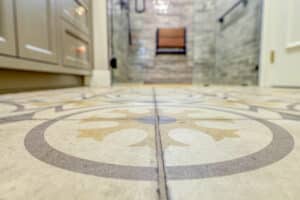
[[0, 0, 93, 75], [62, 22, 90, 68], [62, 0, 90, 34], [15, 0, 58, 63], [61, 0, 91, 69], [0, 0, 16, 56]]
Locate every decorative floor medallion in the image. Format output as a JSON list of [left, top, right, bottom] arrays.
[[1, 86, 300, 199]]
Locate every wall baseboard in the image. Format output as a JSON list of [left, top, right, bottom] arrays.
[[84, 69, 112, 87]]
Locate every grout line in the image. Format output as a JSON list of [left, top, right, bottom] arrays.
[[152, 88, 170, 200], [0, 118, 296, 122]]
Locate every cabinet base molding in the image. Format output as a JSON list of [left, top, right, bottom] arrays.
[[0, 69, 83, 94], [0, 55, 91, 76]]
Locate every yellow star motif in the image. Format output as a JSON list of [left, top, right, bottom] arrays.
[[78, 109, 240, 149], [78, 109, 187, 148], [64, 100, 99, 108]]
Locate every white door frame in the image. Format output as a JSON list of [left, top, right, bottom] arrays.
[[259, 0, 272, 87], [259, 0, 300, 88]]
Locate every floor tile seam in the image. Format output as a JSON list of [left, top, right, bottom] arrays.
[[159, 118, 292, 121], [153, 88, 170, 200], [1, 118, 295, 121], [28, 117, 155, 121]]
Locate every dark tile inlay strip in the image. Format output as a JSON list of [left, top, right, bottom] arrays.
[[153, 88, 169, 200], [0, 101, 25, 112], [0, 113, 34, 125]]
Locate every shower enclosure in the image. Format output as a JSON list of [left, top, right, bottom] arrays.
[[107, 0, 262, 85]]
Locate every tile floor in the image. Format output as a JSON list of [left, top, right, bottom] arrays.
[[0, 86, 300, 199]]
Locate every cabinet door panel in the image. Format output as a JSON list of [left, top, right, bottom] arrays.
[[0, 0, 16, 56], [16, 0, 58, 63]]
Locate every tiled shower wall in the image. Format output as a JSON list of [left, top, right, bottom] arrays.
[[108, 0, 130, 82], [109, 0, 262, 85], [128, 0, 194, 83], [214, 0, 262, 85], [192, 0, 216, 84]]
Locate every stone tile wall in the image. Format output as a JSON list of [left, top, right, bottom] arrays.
[[128, 0, 194, 83], [108, 0, 130, 82], [192, 0, 216, 85], [214, 0, 262, 85]]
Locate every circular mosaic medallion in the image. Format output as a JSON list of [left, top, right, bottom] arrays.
[[24, 105, 294, 180]]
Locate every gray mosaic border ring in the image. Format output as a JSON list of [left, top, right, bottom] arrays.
[[24, 106, 294, 181], [24, 107, 157, 181], [0, 101, 25, 112]]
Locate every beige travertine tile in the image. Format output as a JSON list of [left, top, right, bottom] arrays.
[[0, 86, 300, 199]]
